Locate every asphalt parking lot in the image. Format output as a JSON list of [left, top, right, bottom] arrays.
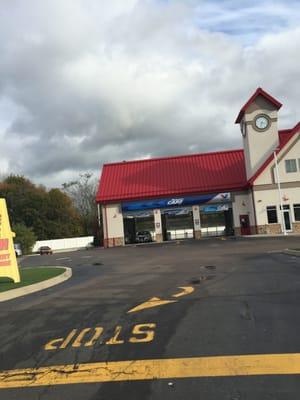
[[1, 236, 300, 399]]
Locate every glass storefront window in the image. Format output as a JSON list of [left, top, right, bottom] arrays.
[[294, 204, 300, 221]]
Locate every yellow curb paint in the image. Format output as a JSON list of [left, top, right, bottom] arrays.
[[1, 353, 300, 389], [127, 297, 177, 313], [172, 286, 194, 298]]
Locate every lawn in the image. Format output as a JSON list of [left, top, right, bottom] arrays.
[[0, 267, 65, 292]]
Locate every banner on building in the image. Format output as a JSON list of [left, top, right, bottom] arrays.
[[0, 198, 20, 283], [122, 193, 230, 212]]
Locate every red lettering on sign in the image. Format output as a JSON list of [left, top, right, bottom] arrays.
[[0, 260, 11, 267], [0, 254, 9, 260], [0, 239, 9, 251]]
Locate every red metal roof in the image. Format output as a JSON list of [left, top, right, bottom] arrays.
[[235, 87, 282, 124], [96, 149, 248, 203]]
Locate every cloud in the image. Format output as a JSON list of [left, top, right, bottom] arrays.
[[0, 0, 299, 187]]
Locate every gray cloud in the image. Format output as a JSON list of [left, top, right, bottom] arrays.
[[0, 0, 300, 187]]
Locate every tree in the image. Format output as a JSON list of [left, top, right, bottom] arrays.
[[62, 173, 98, 236], [13, 223, 37, 254], [0, 175, 84, 240]]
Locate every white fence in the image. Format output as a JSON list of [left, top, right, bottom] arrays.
[[32, 236, 94, 253]]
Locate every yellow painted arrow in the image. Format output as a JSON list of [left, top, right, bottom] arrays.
[[127, 297, 177, 313], [172, 286, 194, 298], [127, 286, 195, 313]]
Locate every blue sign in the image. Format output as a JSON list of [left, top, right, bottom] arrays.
[[201, 204, 229, 213], [122, 193, 230, 212]]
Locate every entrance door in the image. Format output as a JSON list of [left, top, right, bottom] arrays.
[[283, 209, 292, 231], [240, 214, 251, 235]]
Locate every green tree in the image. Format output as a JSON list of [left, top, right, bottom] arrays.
[[0, 175, 84, 240], [13, 223, 37, 254]]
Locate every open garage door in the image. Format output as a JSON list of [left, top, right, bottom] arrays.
[[161, 208, 194, 241], [123, 211, 156, 244], [200, 206, 234, 237]]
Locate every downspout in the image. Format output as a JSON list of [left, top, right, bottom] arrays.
[[251, 188, 258, 234], [104, 205, 109, 248], [97, 203, 102, 246]]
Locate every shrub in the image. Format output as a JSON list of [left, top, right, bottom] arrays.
[[13, 223, 37, 254]]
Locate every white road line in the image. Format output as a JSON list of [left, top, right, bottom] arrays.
[[55, 257, 71, 261], [81, 256, 92, 259]]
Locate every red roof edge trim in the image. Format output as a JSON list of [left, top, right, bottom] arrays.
[[101, 148, 244, 168], [235, 87, 282, 124], [98, 183, 250, 205], [248, 122, 300, 185]]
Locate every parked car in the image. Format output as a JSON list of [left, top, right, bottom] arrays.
[[14, 243, 22, 257], [136, 231, 152, 243], [39, 246, 53, 255]]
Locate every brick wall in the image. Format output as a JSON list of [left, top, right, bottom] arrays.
[[155, 233, 163, 243], [194, 231, 202, 240], [104, 237, 124, 248], [257, 224, 281, 234], [292, 223, 300, 233]]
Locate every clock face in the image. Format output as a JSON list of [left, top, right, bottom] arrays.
[[255, 115, 269, 130]]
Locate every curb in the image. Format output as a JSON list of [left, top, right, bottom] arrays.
[[238, 234, 300, 239], [0, 266, 72, 302], [283, 249, 300, 257]]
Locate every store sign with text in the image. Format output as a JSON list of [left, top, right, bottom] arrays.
[[122, 193, 230, 212]]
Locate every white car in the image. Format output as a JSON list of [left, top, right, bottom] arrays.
[[14, 243, 22, 257]]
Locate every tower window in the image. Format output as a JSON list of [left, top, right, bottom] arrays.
[[285, 159, 297, 173]]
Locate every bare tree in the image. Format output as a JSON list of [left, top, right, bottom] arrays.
[[62, 172, 98, 236]]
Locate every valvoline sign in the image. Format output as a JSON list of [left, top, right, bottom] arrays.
[[122, 193, 230, 212]]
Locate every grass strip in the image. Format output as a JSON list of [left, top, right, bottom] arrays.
[[0, 267, 65, 292]]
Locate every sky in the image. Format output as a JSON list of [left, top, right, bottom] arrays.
[[0, 0, 300, 187]]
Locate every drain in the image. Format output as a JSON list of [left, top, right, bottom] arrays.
[[190, 278, 201, 284], [93, 262, 103, 266], [189, 275, 216, 284], [205, 275, 216, 280], [204, 265, 216, 270], [189, 276, 207, 284]]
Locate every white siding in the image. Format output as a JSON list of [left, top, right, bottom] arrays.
[[253, 187, 300, 226], [232, 192, 255, 227], [102, 204, 124, 239], [254, 132, 300, 185]]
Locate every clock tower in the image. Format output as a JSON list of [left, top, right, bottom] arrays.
[[235, 88, 282, 180]]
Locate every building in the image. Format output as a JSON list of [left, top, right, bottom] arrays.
[[96, 88, 300, 247]]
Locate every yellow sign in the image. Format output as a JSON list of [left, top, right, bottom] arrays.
[[0, 198, 20, 283]]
